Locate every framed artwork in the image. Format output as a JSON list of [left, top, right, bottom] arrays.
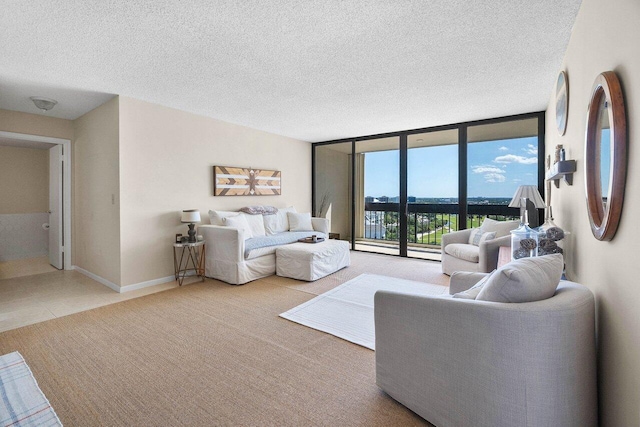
[[213, 166, 281, 196], [555, 70, 568, 135]]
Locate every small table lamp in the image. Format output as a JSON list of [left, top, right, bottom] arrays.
[[181, 209, 201, 243], [508, 185, 545, 228]]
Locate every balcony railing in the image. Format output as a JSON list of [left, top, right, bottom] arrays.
[[363, 202, 520, 247]]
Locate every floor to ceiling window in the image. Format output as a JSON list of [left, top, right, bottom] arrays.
[[312, 112, 544, 258]]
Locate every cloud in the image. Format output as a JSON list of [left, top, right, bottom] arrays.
[[484, 173, 506, 183], [512, 178, 522, 182], [494, 154, 538, 164], [471, 165, 505, 174], [499, 146, 509, 151], [523, 144, 538, 155]]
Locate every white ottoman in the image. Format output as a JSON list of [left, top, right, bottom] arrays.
[[276, 240, 350, 281]]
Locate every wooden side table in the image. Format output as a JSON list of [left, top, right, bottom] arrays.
[[173, 241, 205, 286], [328, 233, 340, 240]]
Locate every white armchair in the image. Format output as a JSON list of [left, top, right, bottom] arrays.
[[375, 273, 597, 426], [441, 218, 519, 275]]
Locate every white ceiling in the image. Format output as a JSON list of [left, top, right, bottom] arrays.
[[0, 1, 581, 142]]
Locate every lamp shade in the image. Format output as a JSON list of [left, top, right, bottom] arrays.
[[508, 186, 545, 208], [181, 209, 201, 223]]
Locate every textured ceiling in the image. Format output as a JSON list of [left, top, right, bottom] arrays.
[[0, 1, 581, 142]]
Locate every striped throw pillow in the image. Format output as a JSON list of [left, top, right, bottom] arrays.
[[468, 229, 497, 246]]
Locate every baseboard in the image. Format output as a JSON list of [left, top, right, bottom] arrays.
[[72, 265, 193, 293], [119, 275, 178, 293], [72, 266, 121, 292]]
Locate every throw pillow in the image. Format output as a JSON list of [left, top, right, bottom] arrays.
[[241, 213, 266, 238], [468, 228, 496, 246], [480, 218, 520, 238], [264, 206, 296, 235], [209, 210, 238, 226], [288, 212, 313, 231], [222, 214, 253, 240], [476, 253, 563, 303], [453, 270, 496, 299]]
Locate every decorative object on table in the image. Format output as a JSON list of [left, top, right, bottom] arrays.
[[173, 240, 206, 286], [213, 166, 281, 196], [585, 71, 627, 241], [508, 185, 545, 228], [555, 70, 569, 136], [297, 236, 325, 243], [0, 351, 62, 426], [510, 209, 539, 260], [328, 232, 340, 240], [181, 209, 201, 242], [536, 206, 569, 257]]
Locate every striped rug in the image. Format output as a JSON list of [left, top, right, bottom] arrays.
[[0, 352, 61, 427], [280, 273, 448, 350]]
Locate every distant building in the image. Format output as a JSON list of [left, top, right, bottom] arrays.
[[364, 213, 386, 239], [378, 196, 389, 203], [365, 196, 374, 203]]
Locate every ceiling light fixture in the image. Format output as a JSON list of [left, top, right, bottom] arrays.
[[30, 96, 58, 112]]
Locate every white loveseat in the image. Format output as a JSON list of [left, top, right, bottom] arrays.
[[199, 208, 329, 285]]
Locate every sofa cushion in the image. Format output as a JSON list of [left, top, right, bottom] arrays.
[[242, 213, 266, 238], [444, 243, 480, 263], [468, 229, 496, 246], [453, 270, 495, 299], [223, 214, 253, 239], [264, 207, 296, 235], [476, 253, 563, 303], [288, 212, 313, 231], [480, 218, 520, 238], [209, 210, 238, 226]]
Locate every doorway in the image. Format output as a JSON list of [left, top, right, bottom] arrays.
[[0, 131, 72, 278]]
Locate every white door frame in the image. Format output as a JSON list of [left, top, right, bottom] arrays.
[[0, 130, 72, 270]]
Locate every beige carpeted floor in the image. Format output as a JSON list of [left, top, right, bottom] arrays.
[[0, 252, 446, 426]]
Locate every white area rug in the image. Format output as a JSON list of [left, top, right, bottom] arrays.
[[0, 351, 62, 426], [280, 273, 448, 350]]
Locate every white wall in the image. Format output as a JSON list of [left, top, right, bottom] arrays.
[[73, 97, 121, 285], [315, 144, 351, 239], [545, 0, 640, 425], [118, 97, 311, 286]]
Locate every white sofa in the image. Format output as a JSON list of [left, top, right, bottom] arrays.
[[199, 209, 329, 285]]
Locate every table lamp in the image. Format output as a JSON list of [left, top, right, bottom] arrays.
[[181, 209, 201, 242], [508, 185, 545, 228]]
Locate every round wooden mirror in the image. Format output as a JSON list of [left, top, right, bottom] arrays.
[[584, 71, 627, 241]]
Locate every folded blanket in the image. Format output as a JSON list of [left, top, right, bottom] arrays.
[[239, 205, 278, 215]]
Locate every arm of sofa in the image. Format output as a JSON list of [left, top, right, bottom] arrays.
[[449, 271, 488, 294], [198, 224, 245, 263], [478, 234, 511, 272], [311, 217, 329, 234], [441, 228, 473, 250], [374, 286, 597, 426]]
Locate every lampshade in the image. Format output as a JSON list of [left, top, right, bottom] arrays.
[[508, 186, 545, 208], [181, 209, 201, 223]]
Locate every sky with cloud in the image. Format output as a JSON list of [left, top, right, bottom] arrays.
[[364, 137, 539, 198]]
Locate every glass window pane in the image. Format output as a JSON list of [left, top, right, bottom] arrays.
[[467, 118, 539, 227]]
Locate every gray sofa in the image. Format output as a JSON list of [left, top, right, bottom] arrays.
[[374, 272, 597, 427]]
